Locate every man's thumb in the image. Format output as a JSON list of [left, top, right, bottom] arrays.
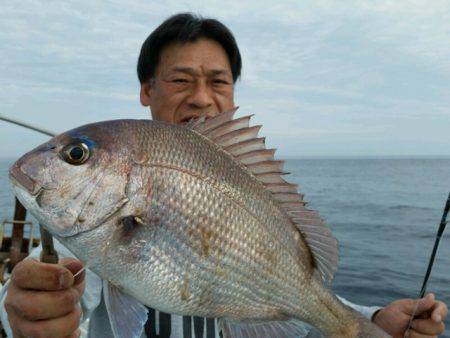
[[59, 257, 85, 286], [412, 293, 435, 315]]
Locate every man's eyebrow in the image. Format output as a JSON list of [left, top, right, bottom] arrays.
[[207, 69, 231, 77], [171, 66, 198, 75], [170, 66, 231, 77]]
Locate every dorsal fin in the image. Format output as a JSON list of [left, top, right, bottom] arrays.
[[205, 115, 253, 139], [224, 137, 266, 156], [188, 108, 339, 285], [246, 160, 284, 174], [195, 107, 238, 133], [215, 126, 262, 148], [265, 183, 298, 194], [237, 149, 276, 165]]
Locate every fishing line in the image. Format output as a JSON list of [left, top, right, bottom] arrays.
[[405, 192, 450, 336], [1, 113, 59, 263], [74, 265, 87, 278], [0, 114, 56, 137]]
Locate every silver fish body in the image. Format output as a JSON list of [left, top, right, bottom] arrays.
[[9, 116, 390, 337]]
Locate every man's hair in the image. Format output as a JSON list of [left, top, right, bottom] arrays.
[[137, 13, 242, 84]]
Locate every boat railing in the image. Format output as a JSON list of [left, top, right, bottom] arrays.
[[0, 219, 36, 257], [0, 199, 40, 284]]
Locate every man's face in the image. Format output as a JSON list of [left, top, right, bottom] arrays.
[[140, 38, 235, 124]]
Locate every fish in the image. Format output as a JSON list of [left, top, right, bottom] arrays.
[[9, 109, 391, 338]]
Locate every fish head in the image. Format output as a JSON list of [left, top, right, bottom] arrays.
[[9, 121, 132, 237]]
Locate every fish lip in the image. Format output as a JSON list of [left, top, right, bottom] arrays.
[[9, 163, 42, 196]]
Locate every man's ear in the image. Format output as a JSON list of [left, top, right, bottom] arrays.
[[140, 82, 152, 107]]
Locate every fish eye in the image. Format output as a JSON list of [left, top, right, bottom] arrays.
[[61, 143, 90, 165]]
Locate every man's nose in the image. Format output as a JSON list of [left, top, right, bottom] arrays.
[[187, 82, 214, 109]]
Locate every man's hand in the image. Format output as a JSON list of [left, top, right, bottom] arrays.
[[373, 293, 448, 338], [5, 257, 85, 338]]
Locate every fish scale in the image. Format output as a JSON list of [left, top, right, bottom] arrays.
[[105, 149, 305, 320], [125, 154, 308, 320], [9, 113, 391, 337], [150, 168, 293, 315]]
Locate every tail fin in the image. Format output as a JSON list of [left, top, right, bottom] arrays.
[[218, 315, 391, 338], [219, 318, 311, 338], [327, 307, 392, 338], [333, 311, 391, 338], [353, 315, 392, 338]]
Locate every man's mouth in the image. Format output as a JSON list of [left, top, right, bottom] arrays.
[[179, 115, 199, 125], [179, 112, 215, 125], [9, 163, 42, 196]]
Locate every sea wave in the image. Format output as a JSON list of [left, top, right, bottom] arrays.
[[389, 205, 436, 211]]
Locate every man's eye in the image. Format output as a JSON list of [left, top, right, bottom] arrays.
[[172, 79, 189, 83], [213, 79, 229, 85]]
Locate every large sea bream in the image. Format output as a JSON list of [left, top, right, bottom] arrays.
[[9, 110, 391, 337]]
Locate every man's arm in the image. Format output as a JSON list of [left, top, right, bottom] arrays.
[[337, 295, 382, 319], [0, 239, 102, 338], [338, 294, 447, 337]]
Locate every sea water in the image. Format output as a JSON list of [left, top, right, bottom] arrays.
[[1, 157, 449, 337]]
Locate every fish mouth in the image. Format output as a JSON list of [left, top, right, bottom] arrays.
[[9, 163, 42, 196]]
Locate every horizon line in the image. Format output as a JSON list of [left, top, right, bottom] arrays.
[[1, 155, 450, 161]]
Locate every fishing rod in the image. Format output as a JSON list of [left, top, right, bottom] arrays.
[[419, 192, 450, 297], [406, 192, 449, 335], [0, 114, 55, 137], [0, 113, 58, 264]]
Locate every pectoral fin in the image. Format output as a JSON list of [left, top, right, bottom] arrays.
[[103, 280, 148, 338]]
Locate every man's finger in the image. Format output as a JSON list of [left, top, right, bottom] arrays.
[[406, 328, 437, 338], [11, 258, 74, 291], [66, 328, 81, 338], [430, 300, 448, 323], [8, 286, 81, 320], [58, 258, 86, 297], [411, 318, 445, 335], [59, 258, 85, 286], [406, 293, 436, 316], [15, 305, 82, 338]]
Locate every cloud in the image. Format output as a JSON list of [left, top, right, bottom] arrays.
[[0, 0, 449, 157]]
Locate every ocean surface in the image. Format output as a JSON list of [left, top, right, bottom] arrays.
[[1, 157, 449, 336]]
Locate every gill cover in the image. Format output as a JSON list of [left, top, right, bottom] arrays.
[[50, 132, 130, 237], [56, 168, 130, 237]]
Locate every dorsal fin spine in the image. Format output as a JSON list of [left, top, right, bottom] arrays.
[[224, 137, 266, 156], [189, 108, 339, 285]]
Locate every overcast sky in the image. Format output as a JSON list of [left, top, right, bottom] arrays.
[[1, 0, 449, 158]]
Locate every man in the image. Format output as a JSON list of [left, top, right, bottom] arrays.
[[1, 13, 447, 338]]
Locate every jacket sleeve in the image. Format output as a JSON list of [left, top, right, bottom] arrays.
[[336, 295, 382, 320], [0, 239, 103, 337]]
